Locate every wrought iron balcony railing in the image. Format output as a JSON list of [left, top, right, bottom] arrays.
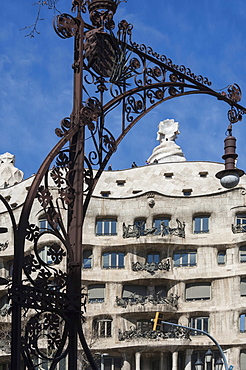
[[132, 259, 170, 274], [122, 219, 185, 239], [116, 293, 179, 308], [232, 223, 246, 233], [0, 303, 11, 317], [118, 326, 190, 341]]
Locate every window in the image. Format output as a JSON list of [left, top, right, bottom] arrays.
[[122, 285, 147, 302], [134, 219, 146, 236], [8, 261, 13, 278], [240, 247, 246, 263], [190, 316, 209, 335], [153, 217, 170, 235], [147, 253, 160, 264], [33, 357, 66, 370], [96, 218, 117, 236], [151, 359, 160, 370], [199, 171, 208, 178], [186, 282, 211, 301], [217, 250, 226, 265], [137, 320, 153, 333], [0, 364, 10, 370], [182, 189, 192, 196], [241, 278, 246, 296], [93, 318, 112, 338], [116, 180, 125, 186], [101, 191, 110, 197], [240, 314, 246, 333], [155, 286, 167, 298], [38, 245, 53, 265], [39, 217, 52, 232], [83, 250, 92, 269], [193, 215, 209, 234], [173, 250, 197, 267], [102, 357, 122, 370], [164, 172, 173, 179], [88, 284, 105, 303], [102, 252, 125, 269], [241, 351, 246, 370], [237, 214, 246, 232]]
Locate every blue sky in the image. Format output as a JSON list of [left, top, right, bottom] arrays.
[[1, 0, 246, 178]]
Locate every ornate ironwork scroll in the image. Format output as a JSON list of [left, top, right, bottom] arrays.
[[123, 219, 185, 239], [118, 326, 190, 341], [0, 241, 8, 251], [116, 293, 179, 308], [232, 223, 246, 233], [132, 259, 170, 274]]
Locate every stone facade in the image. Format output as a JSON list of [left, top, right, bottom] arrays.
[[1, 143, 246, 369]]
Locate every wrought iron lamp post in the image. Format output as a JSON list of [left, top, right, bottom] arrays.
[[194, 356, 204, 370], [205, 349, 213, 370], [7, 0, 246, 369], [194, 350, 224, 370]]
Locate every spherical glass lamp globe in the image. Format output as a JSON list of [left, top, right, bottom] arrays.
[[220, 172, 240, 189], [216, 169, 244, 189]]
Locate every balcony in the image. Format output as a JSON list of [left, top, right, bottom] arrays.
[[116, 293, 179, 308], [132, 259, 170, 274], [118, 326, 190, 341], [122, 219, 185, 239], [232, 223, 246, 233]]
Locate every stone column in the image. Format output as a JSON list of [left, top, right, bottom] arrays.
[[135, 352, 141, 370], [185, 349, 193, 370], [172, 351, 178, 370], [160, 352, 164, 370], [160, 352, 169, 370], [122, 354, 131, 370]]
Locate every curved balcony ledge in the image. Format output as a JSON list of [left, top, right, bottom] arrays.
[[123, 220, 185, 239]]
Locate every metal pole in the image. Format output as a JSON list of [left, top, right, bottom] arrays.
[[67, 9, 84, 369]]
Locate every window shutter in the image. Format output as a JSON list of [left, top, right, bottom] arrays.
[[122, 285, 147, 298], [88, 284, 105, 299], [186, 283, 210, 300], [241, 351, 246, 370], [155, 286, 167, 297], [103, 253, 110, 268], [241, 278, 246, 296]]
